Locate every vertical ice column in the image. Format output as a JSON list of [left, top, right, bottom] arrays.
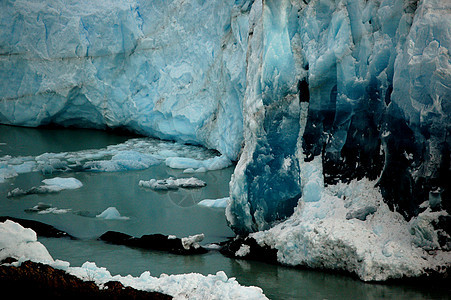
[[227, 0, 302, 234]]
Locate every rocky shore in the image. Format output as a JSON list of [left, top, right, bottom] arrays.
[[0, 258, 172, 299]]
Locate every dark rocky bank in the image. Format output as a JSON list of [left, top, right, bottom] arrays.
[[99, 231, 208, 255], [0, 259, 172, 299]]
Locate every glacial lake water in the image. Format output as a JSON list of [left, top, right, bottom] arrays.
[[0, 125, 448, 300]]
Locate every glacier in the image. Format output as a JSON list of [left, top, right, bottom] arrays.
[[1, 0, 450, 281]]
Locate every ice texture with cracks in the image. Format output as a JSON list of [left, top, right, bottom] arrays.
[[227, 0, 450, 281], [0, 0, 249, 160]]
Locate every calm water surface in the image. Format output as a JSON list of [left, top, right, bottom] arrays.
[[0, 125, 448, 299]]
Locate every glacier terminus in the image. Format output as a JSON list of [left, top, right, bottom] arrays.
[[1, 0, 450, 282]]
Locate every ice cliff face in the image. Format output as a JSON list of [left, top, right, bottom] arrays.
[[1, 0, 450, 280], [228, 0, 450, 237], [0, 0, 249, 159]]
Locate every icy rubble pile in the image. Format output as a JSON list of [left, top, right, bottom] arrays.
[[250, 158, 450, 281], [0, 220, 268, 300]]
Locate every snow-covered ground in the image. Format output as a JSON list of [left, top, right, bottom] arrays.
[[0, 219, 268, 299]]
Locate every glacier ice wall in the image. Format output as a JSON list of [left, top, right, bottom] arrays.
[[227, 0, 304, 233], [0, 0, 450, 265], [227, 0, 450, 237], [0, 0, 251, 159]]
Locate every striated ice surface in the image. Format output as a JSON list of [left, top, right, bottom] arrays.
[[0, 0, 250, 160], [228, 0, 450, 236]]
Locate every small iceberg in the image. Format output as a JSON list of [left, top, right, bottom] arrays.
[[138, 177, 206, 190], [198, 197, 229, 208], [96, 207, 129, 220], [7, 177, 83, 197]]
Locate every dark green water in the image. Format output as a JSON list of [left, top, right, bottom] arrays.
[[0, 125, 448, 299]]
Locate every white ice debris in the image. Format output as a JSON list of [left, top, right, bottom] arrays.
[[165, 155, 232, 173], [250, 160, 451, 281], [198, 197, 229, 208], [181, 234, 205, 250], [235, 245, 251, 257], [96, 207, 130, 220], [138, 177, 206, 190], [41, 177, 83, 191], [0, 220, 54, 264], [0, 138, 230, 183], [7, 177, 83, 197], [0, 220, 267, 299]]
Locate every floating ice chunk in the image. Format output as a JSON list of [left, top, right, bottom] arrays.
[[41, 177, 83, 191], [84, 151, 160, 172], [25, 203, 71, 215], [138, 177, 206, 190], [235, 244, 250, 257], [7, 177, 83, 197], [0, 137, 229, 184], [181, 233, 204, 250], [96, 207, 129, 220], [203, 243, 222, 250], [198, 197, 229, 208], [165, 154, 231, 172]]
